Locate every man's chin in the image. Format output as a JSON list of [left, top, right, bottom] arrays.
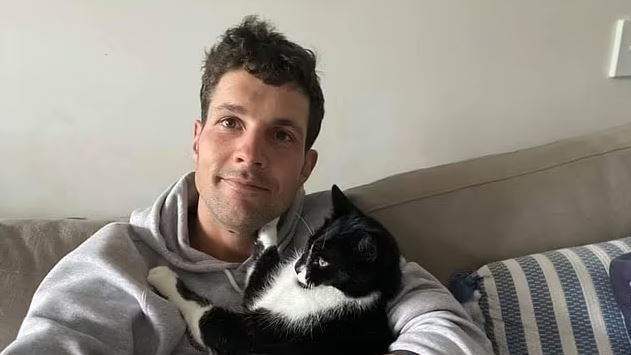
[[205, 193, 282, 232], [215, 208, 274, 233]]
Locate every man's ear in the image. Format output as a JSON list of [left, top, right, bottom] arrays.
[[193, 120, 204, 163], [299, 149, 318, 185]]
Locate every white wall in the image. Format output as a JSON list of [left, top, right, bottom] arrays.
[[1, 0, 630, 218]]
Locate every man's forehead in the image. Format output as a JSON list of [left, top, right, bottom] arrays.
[[214, 70, 296, 93], [212, 70, 308, 108]]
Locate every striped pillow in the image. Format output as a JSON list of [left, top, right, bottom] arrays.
[[474, 237, 631, 355]]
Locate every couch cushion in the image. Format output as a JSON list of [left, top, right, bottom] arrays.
[[0, 218, 115, 350], [609, 252, 631, 335], [468, 236, 631, 355], [347, 122, 631, 284]]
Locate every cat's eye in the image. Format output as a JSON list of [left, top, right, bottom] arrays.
[[317, 257, 329, 268]]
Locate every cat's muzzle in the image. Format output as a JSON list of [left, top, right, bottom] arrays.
[[296, 279, 311, 289]]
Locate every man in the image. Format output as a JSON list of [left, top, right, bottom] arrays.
[[2, 16, 492, 355]]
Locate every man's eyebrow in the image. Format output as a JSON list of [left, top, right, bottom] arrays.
[[214, 103, 247, 115]]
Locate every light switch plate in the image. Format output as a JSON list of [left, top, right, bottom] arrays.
[[609, 19, 631, 78]]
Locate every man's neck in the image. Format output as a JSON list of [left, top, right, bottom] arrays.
[[188, 203, 255, 263]]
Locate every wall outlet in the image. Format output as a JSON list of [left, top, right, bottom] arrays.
[[609, 19, 631, 78]]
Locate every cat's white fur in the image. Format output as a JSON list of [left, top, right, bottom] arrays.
[[257, 217, 278, 249], [296, 267, 308, 285], [147, 266, 211, 346], [251, 258, 379, 327], [245, 217, 278, 285]]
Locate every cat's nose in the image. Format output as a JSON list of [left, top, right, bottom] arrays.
[[294, 263, 304, 275]]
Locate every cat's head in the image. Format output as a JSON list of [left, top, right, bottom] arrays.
[[294, 185, 401, 300]]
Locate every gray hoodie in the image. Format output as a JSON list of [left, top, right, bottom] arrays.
[[2, 173, 492, 355]]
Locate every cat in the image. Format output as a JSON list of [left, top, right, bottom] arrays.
[[147, 185, 402, 355]]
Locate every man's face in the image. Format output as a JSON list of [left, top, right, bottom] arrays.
[[193, 69, 318, 233]]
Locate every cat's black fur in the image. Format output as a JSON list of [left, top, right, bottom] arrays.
[[174, 185, 402, 355]]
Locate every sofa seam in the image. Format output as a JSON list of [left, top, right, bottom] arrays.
[[365, 144, 631, 214]]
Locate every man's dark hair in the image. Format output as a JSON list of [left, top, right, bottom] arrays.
[[200, 15, 324, 150]]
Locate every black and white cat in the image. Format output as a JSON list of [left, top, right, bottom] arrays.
[[147, 185, 402, 355]]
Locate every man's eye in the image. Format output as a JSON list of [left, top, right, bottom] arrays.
[[220, 117, 239, 129], [274, 129, 294, 143]]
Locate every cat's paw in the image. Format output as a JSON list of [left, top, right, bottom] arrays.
[[257, 217, 279, 249], [147, 266, 178, 299]]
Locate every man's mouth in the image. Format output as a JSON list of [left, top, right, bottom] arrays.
[[221, 178, 270, 193]]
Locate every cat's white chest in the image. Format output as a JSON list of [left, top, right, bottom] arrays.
[[250, 259, 378, 325]]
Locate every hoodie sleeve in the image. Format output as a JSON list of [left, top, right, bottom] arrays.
[[386, 259, 493, 355], [1, 223, 164, 355]]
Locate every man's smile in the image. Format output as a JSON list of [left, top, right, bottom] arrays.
[[221, 177, 270, 194]]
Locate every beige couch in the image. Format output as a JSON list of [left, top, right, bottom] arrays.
[[3, 122, 631, 350]]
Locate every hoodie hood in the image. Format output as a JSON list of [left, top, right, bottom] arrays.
[[130, 172, 305, 272]]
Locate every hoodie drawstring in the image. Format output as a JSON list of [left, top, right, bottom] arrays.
[[223, 269, 243, 295]]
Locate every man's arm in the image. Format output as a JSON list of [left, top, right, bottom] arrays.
[[386, 259, 493, 355], [1, 224, 157, 355]]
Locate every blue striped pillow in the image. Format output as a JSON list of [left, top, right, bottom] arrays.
[[473, 237, 631, 355]]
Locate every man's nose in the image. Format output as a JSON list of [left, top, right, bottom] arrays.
[[234, 130, 268, 168]]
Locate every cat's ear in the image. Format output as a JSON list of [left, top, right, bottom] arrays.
[[331, 184, 356, 217], [357, 234, 377, 262]]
